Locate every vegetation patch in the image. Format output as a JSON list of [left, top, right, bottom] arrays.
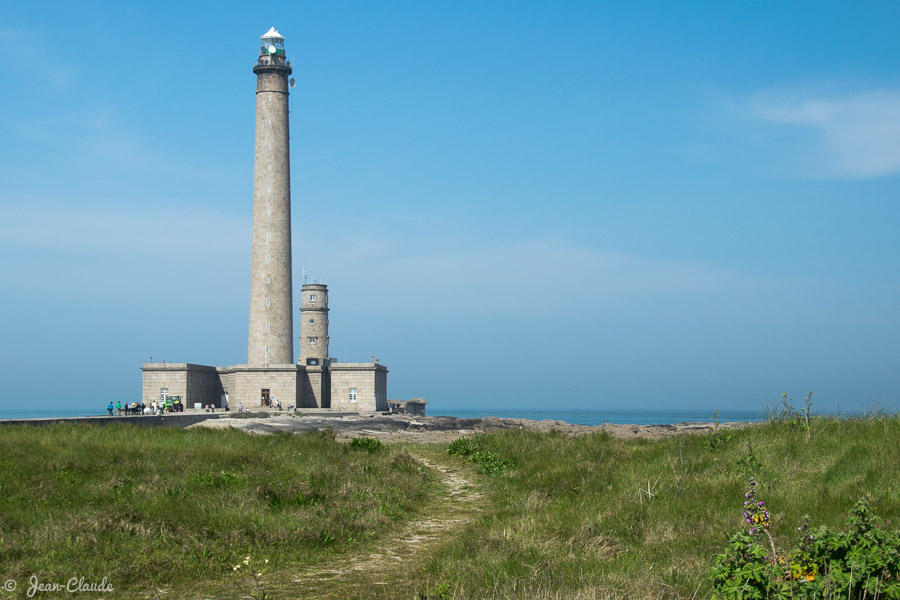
[[349, 436, 385, 452], [448, 436, 517, 476], [422, 415, 900, 599], [0, 423, 434, 597], [710, 482, 900, 599]]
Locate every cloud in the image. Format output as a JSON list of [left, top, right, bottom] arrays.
[[296, 219, 804, 324], [0, 199, 246, 304], [0, 26, 79, 87], [747, 88, 900, 178], [0, 197, 805, 327]]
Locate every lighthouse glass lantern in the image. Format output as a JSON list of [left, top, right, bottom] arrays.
[[260, 27, 285, 57]]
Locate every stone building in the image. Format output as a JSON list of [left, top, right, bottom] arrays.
[[141, 28, 389, 413]]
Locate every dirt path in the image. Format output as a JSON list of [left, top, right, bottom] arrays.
[[285, 448, 483, 598]]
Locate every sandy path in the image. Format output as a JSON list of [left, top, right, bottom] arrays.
[[286, 449, 482, 597]]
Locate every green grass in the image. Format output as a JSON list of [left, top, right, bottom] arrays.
[[417, 417, 900, 599], [1, 417, 898, 599], [0, 424, 434, 597]]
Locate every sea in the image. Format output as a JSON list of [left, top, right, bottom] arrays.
[[430, 408, 764, 426], [0, 406, 763, 425]]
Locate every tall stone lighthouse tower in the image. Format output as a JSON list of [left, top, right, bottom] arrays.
[[248, 28, 293, 365]]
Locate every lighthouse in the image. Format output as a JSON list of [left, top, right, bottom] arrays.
[[248, 27, 294, 365], [140, 28, 392, 414]]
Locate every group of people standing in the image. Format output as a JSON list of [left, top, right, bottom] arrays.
[[105, 400, 181, 416]]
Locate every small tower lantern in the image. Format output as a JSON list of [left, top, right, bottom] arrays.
[[259, 27, 286, 63]]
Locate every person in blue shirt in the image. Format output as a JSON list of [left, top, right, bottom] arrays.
[[107, 402, 114, 416]]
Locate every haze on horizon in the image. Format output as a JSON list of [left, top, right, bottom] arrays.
[[1, 1, 898, 416]]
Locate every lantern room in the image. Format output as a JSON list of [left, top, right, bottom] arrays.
[[260, 27, 285, 57]]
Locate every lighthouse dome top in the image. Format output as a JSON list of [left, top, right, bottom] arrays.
[[261, 27, 284, 41]]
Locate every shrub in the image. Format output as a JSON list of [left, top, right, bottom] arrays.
[[349, 437, 384, 452], [447, 437, 477, 457], [447, 437, 516, 476], [710, 481, 900, 599]]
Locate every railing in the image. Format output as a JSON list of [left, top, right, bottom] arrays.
[[255, 56, 291, 69]]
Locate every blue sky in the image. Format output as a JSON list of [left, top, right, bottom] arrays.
[[1, 1, 898, 415]]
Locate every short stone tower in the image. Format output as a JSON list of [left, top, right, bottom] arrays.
[[248, 27, 293, 365], [299, 283, 330, 366]]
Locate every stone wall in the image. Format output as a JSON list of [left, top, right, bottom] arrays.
[[142, 361, 388, 414], [330, 363, 388, 412], [141, 363, 222, 408], [299, 364, 329, 408], [217, 364, 301, 409]]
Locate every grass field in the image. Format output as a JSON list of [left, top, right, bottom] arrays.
[[418, 416, 900, 599], [0, 416, 898, 599], [0, 424, 435, 598]]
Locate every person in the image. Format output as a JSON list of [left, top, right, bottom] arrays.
[[239, 402, 243, 413], [277, 400, 282, 410], [107, 402, 114, 416], [115, 400, 122, 416]]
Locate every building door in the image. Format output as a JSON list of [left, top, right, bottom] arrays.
[[261, 388, 270, 407]]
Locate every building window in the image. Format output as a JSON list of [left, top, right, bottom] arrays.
[[267, 232, 271, 238], [265, 346, 269, 353], [266, 276, 271, 284], [309, 294, 316, 302], [266, 322, 270, 331], [266, 254, 270, 262], [267, 209, 271, 215], [267, 164, 272, 171], [266, 299, 270, 307], [308, 337, 316, 345], [349, 388, 357, 403], [267, 185, 271, 192], [306, 358, 319, 366], [160, 388, 168, 403], [309, 318, 315, 324]]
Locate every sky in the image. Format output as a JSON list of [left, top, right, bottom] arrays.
[[1, 1, 899, 415]]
